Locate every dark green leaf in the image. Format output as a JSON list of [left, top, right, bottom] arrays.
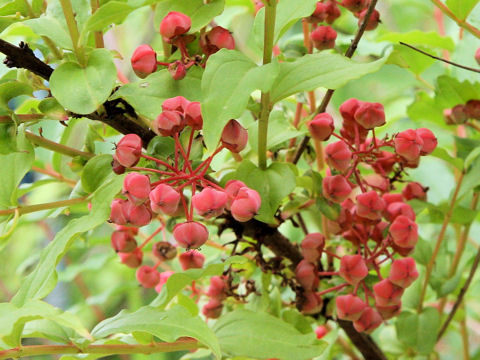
[[81, 154, 115, 193]]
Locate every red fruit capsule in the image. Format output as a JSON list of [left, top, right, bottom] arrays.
[[149, 184, 181, 215], [114, 134, 142, 168], [111, 230, 137, 253], [357, 9, 381, 31], [192, 187, 228, 218], [465, 99, 480, 120], [224, 180, 247, 210], [336, 294, 367, 321], [162, 96, 190, 112], [119, 248, 143, 268], [308, 2, 328, 23], [382, 193, 404, 205], [230, 187, 261, 222], [207, 276, 227, 300], [179, 250, 205, 270], [339, 254, 369, 285], [301, 233, 325, 263], [341, 0, 367, 12], [159, 11, 191, 39], [153, 110, 185, 136], [324, 1, 341, 24], [389, 215, 418, 248], [122, 173, 150, 205], [385, 202, 415, 222], [136, 265, 160, 288], [131, 44, 157, 79], [354, 102, 385, 129], [325, 141, 352, 173], [416, 128, 437, 155], [301, 292, 323, 315], [307, 113, 334, 141], [110, 198, 128, 225], [295, 260, 319, 291], [322, 175, 352, 203], [173, 221, 209, 249], [373, 279, 404, 307], [402, 182, 427, 201], [340, 98, 362, 124], [377, 303, 401, 320], [221, 119, 248, 153], [353, 307, 383, 333], [356, 190, 386, 221], [185, 102, 203, 130], [152, 242, 177, 261], [388, 257, 419, 288], [124, 202, 153, 227], [202, 298, 224, 319], [155, 270, 174, 293], [394, 129, 424, 161], [310, 25, 337, 50], [201, 26, 235, 56], [168, 60, 187, 81]]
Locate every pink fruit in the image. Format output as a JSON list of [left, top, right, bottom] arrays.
[[185, 102, 203, 130], [168, 60, 187, 81], [221, 119, 248, 153], [119, 248, 143, 268], [153, 110, 185, 136], [202, 298, 224, 319], [402, 182, 427, 201], [357, 9, 381, 31], [390, 215, 418, 248], [300, 233, 325, 263], [201, 26, 235, 56], [307, 113, 334, 141], [192, 187, 228, 218], [356, 190, 386, 221], [310, 26, 337, 50], [207, 276, 227, 300], [224, 180, 247, 210], [301, 292, 323, 315], [159, 11, 191, 39], [111, 230, 137, 253], [131, 44, 157, 78], [179, 250, 205, 270], [136, 265, 160, 288], [341, 0, 367, 12], [354, 102, 385, 129], [388, 257, 419, 288], [230, 187, 261, 222], [353, 307, 383, 333], [416, 128, 437, 155], [325, 141, 352, 172], [173, 221, 209, 248], [122, 173, 150, 205], [394, 129, 424, 161], [149, 184, 181, 215], [114, 134, 142, 168], [162, 96, 190, 112], [155, 270, 174, 293], [322, 175, 352, 203], [339, 254, 369, 285], [295, 260, 319, 291], [336, 294, 367, 321], [373, 279, 404, 306]]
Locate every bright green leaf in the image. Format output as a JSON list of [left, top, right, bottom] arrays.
[[23, 17, 73, 50], [81, 154, 115, 193], [378, 31, 455, 51], [446, 0, 479, 20]]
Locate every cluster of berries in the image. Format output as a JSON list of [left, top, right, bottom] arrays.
[[130, 11, 235, 80], [293, 98, 437, 333], [108, 96, 260, 291], [306, 0, 381, 51], [443, 99, 480, 125]]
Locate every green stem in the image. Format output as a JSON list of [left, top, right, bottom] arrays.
[[257, 0, 277, 170], [0, 340, 200, 359], [90, 0, 104, 48], [59, 0, 85, 65], [25, 131, 95, 159], [0, 197, 88, 216]]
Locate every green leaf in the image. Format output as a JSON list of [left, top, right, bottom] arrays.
[[23, 17, 73, 50], [0, 81, 33, 112], [395, 307, 440, 355], [153, 0, 225, 33], [38, 98, 68, 120], [378, 30, 455, 51], [50, 49, 116, 114], [92, 306, 221, 359], [11, 175, 123, 306], [213, 309, 325, 360], [0, 122, 17, 154], [202, 49, 279, 150], [435, 75, 480, 110], [83, 1, 135, 33], [446, 0, 479, 20], [111, 68, 202, 120], [270, 53, 386, 103], [81, 154, 115, 193], [430, 147, 463, 170], [235, 161, 296, 223]]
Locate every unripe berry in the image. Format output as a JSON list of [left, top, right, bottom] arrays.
[[356, 190, 386, 220], [111, 230, 137, 253], [155, 270, 174, 293], [114, 134, 142, 168], [185, 102, 203, 130], [341, 0, 367, 12], [389, 215, 418, 248], [322, 175, 352, 203], [201, 26, 235, 56], [394, 129, 424, 161], [230, 187, 261, 222], [207, 276, 227, 300], [131, 44, 157, 78], [124, 202, 153, 227], [373, 279, 404, 307], [162, 96, 190, 112], [354, 102, 385, 129], [173, 221, 209, 249], [376, 303, 401, 320], [179, 250, 205, 270], [192, 187, 228, 218], [295, 260, 319, 291], [202, 298, 224, 319], [385, 202, 415, 222], [122, 173, 150, 205], [325, 141, 352, 172], [475, 48, 480, 65], [300, 233, 325, 263], [307, 113, 334, 141], [310, 26, 337, 50], [357, 9, 381, 31], [315, 325, 328, 339], [416, 128, 437, 155], [336, 294, 367, 321], [301, 292, 323, 315], [136, 265, 160, 288], [159, 11, 191, 39], [152, 241, 177, 261], [168, 60, 187, 81], [402, 182, 427, 201], [153, 110, 185, 136], [353, 307, 383, 333], [110, 198, 128, 225], [119, 248, 143, 268], [340, 98, 362, 124], [221, 119, 248, 153], [149, 184, 181, 215], [224, 180, 247, 210], [388, 257, 419, 288], [339, 254, 368, 285]]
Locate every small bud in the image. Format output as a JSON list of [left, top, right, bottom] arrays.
[[357, 9, 381, 31], [301, 292, 323, 315], [301, 233, 325, 263], [322, 175, 352, 203], [221, 119, 248, 153], [131, 44, 157, 78], [307, 113, 334, 141], [354, 102, 385, 129], [201, 26, 235, 56], [224, 180, 247, 210], [179, 250, 205, 270], [389, 215, 418, 248], [336, 294, 367, 321], [173, 221, 209, 248], [295, 260, 319, 291], [353, 307, 383, 333], [168, 60, 187, 81], [341, 0, 367, 12], [111, 230, 137, 253], [373, 279, 404, 307], [356, 191, 386, 221], [325, 141, 352, 173], [202, 298, 224, 319], [152, 241, 177, 261], [136, 265, 160, 288], [153, 110, 185, 137], [110, 198, 128, 225], [155, 270, 174, 293], [230, 187, 261, 222], [123, 173, 150, 205], [162, 96, 190, 112], [149, 184, 181, 215], [310, 26, 337, 50], [339, 254, 368, 285], [185, 102, 203, 130], [114, 134, 142, 168], [207, 276, 227, 300], [402, 182, 427, 201], [394, 129, 424, 161], [416, 128, 437, 155], [388, 257, 419, 288], [315, 325, 328, 339], [159, 11, 191, 39], [192, 187, 228, 218], [119, 248, 143, 268]]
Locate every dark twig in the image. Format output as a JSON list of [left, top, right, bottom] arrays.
[[292, 0, 379, 165], [0, 40, 53, 79], [400, 42, 480, 73]]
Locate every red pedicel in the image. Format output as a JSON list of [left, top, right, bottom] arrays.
[[307, 113, 334, 141], [114, 134, 142, 168], [131, 44, 157, 79], [149, 184, 181, 215], [153, 110, 185, 136], [353, 307, 383, 333], [394, 129, 424, 161], [192, 187, 228, 218], [111, 230, 137, 253], [389, 215, 418, 248], [356, 190, 386, 221], [300, 233, 325, 263], [230, 187, 261, 222], [388, 257, 419, 288], [221, 119, 248, 153], [354, 102, 385, 129], [122, 172, 150, 205], [416, 128, 437, 155], [179, 250, 205, 270], [322, 175, 352, 203], [119, 248, 143, 268], [202, 298, 224, 319], [185, 102, 203, 130], [325, 141, 352, 173], [159, 11, 191, 39], [339, 254, 369, 285], [310, 25, 337, 50], [336, 294, 367, 321], [173, 221, 209, 248], [402, 182, 427, 201], [136, 265, 160, 288], [295, 260, 319, 291], [373, 279, 404, 306]]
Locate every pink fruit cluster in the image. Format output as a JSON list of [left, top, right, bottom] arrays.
[[443, 99, 480, 125], [108, 96, 260, 289], [131, 12, 235, 80], [294, 98, 437, 333], [307, 0, 381, 51]]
